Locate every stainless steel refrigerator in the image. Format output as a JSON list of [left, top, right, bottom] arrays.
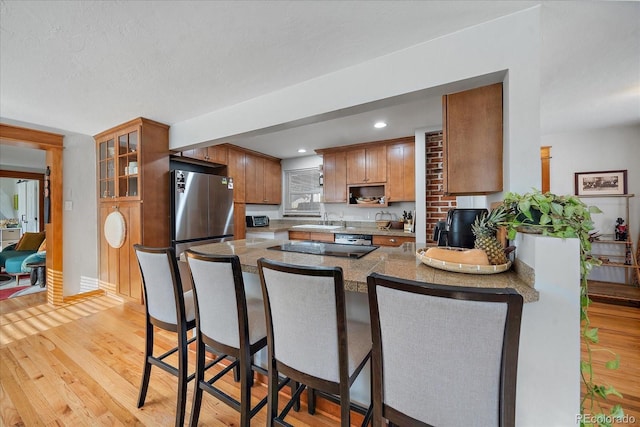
[[171, 170, 234, 257]]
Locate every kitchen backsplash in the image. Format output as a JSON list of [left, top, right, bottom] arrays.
[[246, 201, 416, 224]]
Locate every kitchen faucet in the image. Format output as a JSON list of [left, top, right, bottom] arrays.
[[323, 212, 329, 225]]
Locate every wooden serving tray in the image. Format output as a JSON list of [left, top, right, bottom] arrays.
[[416, 248, 512, 275]]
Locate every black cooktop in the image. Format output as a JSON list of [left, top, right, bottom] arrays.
[[267, 241, 379, 259]]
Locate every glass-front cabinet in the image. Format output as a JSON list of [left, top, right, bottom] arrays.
[[117, 130, 139, 198], [98, 136, 116, 199], [97, 127, 140, 200], [94, 117, 170, 303]]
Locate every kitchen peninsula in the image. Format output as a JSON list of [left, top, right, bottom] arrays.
[[187, 236, 584, 426], [187, 238, 538, 302]]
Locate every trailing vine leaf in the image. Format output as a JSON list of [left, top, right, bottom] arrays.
[[584, 327, 599, 343], [610, 405, 624, 418], [605, 355, 620, 370], [500, 189, 623, 425]]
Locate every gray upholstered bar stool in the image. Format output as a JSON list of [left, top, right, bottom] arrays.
[[185, 251, 270, 427], [366, 272, 524, 427], [257, 257, 372, 427], [133, 245, 196, 427]]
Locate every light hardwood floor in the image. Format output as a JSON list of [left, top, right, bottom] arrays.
[[581, 301, 640, 422], [0, 294, 347, 426], [1, 294, 638, 425]]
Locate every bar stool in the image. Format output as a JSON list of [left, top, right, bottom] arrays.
[[366, 272, 523, 427], [257, 257, 372, 427], [133, 245, 196, 427], [185, 251, 270, 427]]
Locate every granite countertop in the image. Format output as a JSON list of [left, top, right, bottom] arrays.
[[187, 238, 538, 303]]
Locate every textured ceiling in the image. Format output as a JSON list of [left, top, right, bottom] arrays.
[[1, 1, 638, 159]]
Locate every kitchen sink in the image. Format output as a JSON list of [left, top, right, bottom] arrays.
[[291, 224, 343, 230]]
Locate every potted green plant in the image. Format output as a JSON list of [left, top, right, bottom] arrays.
[[499, 189, 624, 426]]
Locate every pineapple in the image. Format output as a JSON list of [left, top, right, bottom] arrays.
[[472, 207, 508, 265]]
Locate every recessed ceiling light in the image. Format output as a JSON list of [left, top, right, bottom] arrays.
[[374, 121, 387, 129], [297, 148, 307, 153]]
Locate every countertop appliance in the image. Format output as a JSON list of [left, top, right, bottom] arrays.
[[267, 241, 378, 259], [171, 170, 234, 257], [246, 215, 269, 227], [334, 233, 373, 246]]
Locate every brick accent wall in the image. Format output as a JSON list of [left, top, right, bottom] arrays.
[[425, 131, 456, 242]]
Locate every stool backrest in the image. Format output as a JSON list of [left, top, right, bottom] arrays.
[[185, 252, 244, 349], [258, 258, 346, 383], [367, 272, 523, 426], [134, 245, 186, 330]]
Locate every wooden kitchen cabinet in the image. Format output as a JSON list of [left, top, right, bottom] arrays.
[[234, 202, 246, 240], [288, 231, 334, 242], [95, 117, 170, 302], [372, 235, 415, 247], [97, 127, 140, 200], [245, 153, 282, 204], [442, 82, 503, 195], [386, 138, 415, 202], [322, 151, 348, 203], [318, 137, 414, 206], [180, 145, 228, 165], [227, 147, 246, 203], [206, 145, 228, 164], [181, 147, 208, 162], [99, 200, 145, 301], [347, 145, 387, 184], [264, 158, 282, 204]]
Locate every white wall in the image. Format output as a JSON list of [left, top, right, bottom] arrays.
[[543, 124, 639, 284], [170, 7, 542, 200], [515, 234, 581, 426], [62, 133, 99, 295], [544, 124, 640, 234], [0, 144, 46, 172]]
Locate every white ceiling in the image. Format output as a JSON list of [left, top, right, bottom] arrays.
[[1, 1, 638, 160]]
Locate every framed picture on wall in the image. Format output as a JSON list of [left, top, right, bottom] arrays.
[[574, 169, 627, 196]]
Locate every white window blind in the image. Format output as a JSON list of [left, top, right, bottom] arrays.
[[284, 168, 322, 216]]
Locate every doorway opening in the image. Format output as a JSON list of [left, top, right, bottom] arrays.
[[0, 123, 64, 305]]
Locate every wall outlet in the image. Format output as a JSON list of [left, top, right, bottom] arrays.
[[64, 200, 73, 211]]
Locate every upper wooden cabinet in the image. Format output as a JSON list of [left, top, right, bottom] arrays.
[[96, 118, 169, 202], [386, 139, 415, 202], [442, 82, 503, 195], [263, 159, 282, 204], [244, 152, 282, 205], [180, 145, 228, 165], [95, 117, 170, 302], [317, 137, 414, 204], [181, 147, 207, 162], [207, 145, 228, 164], [227, 147, 246, 203], [322, 151, 347, 203], [346, 145, 387, 184], [224, 145, 281, 205]]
